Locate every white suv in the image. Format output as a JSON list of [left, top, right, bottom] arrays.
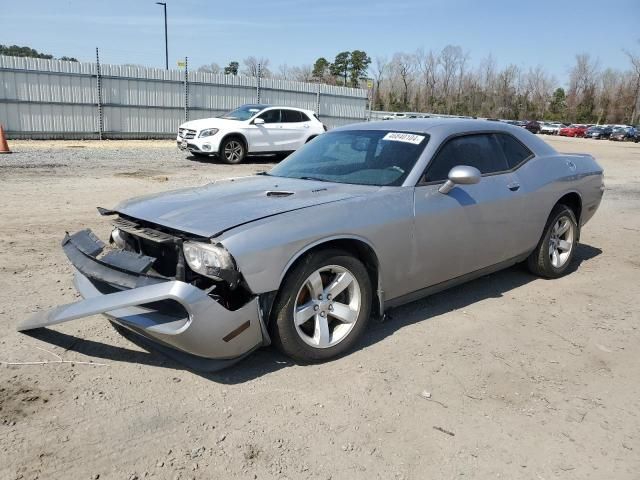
[[177, 104, 327, 164]]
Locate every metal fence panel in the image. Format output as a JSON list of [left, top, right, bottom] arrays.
[[0, 55, 368, 139]]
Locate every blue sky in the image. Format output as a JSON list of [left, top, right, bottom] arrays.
[[2, 0, 639, 85]]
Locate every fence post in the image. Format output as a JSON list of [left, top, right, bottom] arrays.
[[95, 47, 104, 140], [316, 81, 321, 118], [256, 63, 262, 104], [184, 56, 189, 122]]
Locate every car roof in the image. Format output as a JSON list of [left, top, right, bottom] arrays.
[[261, 105, 313, 113], [333, 117, 532, 136]]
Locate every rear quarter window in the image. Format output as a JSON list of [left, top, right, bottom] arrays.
[[495, 133, 534, 169]]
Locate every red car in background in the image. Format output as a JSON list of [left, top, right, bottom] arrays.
[[559, 124, 588, 137]]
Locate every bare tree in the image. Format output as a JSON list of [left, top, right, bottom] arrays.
[[415, 48, 438, 111], [370, 56, 388, 110], [391, 52, 415, 110], [567, 53, 600, 122], [624, 48, 640, 124], [242, 56, 271, 77], [439, 45, 464, 113], [276, 64, 290, 80], [290, 65, 313, 82], [197, 62, 221, 74]]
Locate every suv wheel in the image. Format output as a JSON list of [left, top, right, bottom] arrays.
[[220, 137, 246, 164]]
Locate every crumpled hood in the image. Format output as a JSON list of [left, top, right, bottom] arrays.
[[114, 176, 377, 237]]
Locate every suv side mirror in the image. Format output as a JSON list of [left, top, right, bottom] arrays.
[[438, 165, 481, 194], [253, 118, 265, 125]]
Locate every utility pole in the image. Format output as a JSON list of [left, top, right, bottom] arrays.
[[156, 2, 168, 70]]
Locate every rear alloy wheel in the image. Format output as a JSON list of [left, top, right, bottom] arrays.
[[527, 205, 578, 278], [270, 250, 372, 363], [220, 137, 246, 164]]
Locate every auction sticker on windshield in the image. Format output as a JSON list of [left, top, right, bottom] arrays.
[[382, 132, 425, 144]]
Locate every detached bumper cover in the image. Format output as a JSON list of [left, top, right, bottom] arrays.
[[18, 230, 266, 369]]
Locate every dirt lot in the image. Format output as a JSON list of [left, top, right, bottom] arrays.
[[1, 136, 639, 480]]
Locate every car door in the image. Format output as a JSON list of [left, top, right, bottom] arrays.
[[411, 133, 525, 289], [280, 109, 312, 150], [248, 109, 287, 152]]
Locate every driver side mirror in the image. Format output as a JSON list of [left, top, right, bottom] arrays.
[[438, 165, 481, 194], [253, 118, 265, 125]]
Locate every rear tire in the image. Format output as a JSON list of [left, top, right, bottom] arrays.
[[269, 249, 372, 363], [527, 205, 579, 278], [219, 137, 246, 164]]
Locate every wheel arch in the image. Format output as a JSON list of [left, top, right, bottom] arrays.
[[219, 132, 249, 153], [555, 191, 582, 225], [278, 236, 383, 318]]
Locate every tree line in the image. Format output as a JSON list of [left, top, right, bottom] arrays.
[[200, 46, 640, 125], [0, 44, 78, 62]]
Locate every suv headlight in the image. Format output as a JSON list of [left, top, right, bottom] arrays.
[[199, 128, 219, 138], [183, 241, 234, 280]]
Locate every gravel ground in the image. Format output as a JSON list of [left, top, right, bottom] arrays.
[[0, 136, 639, 480]]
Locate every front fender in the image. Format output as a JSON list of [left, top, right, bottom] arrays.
[[216, 188, 415, 301]]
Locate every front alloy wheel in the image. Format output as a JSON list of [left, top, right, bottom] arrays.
[[220, 138, 246, 164], [270, 250, 372, 363], [293, 265, 362, 349]]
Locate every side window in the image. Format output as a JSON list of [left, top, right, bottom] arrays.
[[424, 133, 509, 182], [495, 133, 533, 169], [299, 111, 311, 122], [258, 109, 281, 124], [282, 110, 302, 123]]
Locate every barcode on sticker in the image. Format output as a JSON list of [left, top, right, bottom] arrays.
[[382, 132, 425, 144]]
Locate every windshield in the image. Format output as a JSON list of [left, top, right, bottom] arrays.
[[221, 104, 268, 121], [268, 130, 429, 186]]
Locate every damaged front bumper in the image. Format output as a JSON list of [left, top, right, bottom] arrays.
[[18, 230, 268, 371]]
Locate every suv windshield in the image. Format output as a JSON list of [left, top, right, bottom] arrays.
[[221, 104, 269, 121], [269, 130, 429, 186]]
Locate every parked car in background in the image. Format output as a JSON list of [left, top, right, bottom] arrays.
[[559, 124, 588, 137], [176, 104, 326, 164], [540, 122, 564, 135], [382, 113, 408, 120], [585, 126, 613, 139], [609, 126, 637, 141], [525, 121, 541, 134], [21, 119, 604, 369]]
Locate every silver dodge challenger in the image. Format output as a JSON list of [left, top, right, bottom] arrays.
[[19, 119, 604, 370]]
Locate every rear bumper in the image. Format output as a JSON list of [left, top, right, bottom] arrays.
[[18, 230, 266, 369]]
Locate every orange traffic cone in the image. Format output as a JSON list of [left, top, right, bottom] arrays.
[[0, 124, 11, 154]]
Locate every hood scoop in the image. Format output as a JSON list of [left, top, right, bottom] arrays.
[[266, 190, 295, 198]]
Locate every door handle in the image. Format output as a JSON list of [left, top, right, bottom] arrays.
[[303, 124, 309, 128], [507, 182, 520, 191]]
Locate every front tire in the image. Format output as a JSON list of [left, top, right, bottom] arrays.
[[269, 250, 372, 363], [219, 137, 246, 164], [527, 205, 579, 278]]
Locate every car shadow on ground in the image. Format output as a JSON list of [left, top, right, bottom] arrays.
[[24, 244, 602, 383], [186, 153, 281, 165]]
